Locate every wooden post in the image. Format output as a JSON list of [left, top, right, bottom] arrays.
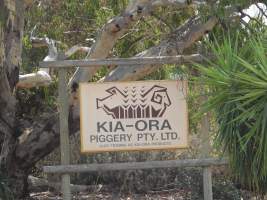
[[43, 158, 228, 173], [200, 95, 213, 200], [203, 166, 213, 200], [58, 68, 71, 200]]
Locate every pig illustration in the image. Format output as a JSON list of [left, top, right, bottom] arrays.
[[96, 85, 171, 119], [96, 87, 128, 119]]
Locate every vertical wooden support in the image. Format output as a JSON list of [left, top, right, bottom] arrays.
[[58, 68, 71, 200], [203, 166, 213, 200], [200, 95, 213, 200]]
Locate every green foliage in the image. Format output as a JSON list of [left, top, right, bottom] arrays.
[[195, 30, 267, 194], [24, 1, 128, 46]]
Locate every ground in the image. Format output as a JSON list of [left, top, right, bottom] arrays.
[[27, 167, 261, 200], [29, 188, 257, 200]]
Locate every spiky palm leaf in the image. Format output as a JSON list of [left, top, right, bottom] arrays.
[[195, 31, 267, 194]]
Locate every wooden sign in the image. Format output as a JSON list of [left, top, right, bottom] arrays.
[[80, 80, 188, 153]]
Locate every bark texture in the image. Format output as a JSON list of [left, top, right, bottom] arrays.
[[0, 0, 26, 197]]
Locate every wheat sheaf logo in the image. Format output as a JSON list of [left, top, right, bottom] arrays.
[[96, 85, 171, 119]]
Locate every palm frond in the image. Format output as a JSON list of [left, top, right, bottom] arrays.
[[195, 31, 267, 194]]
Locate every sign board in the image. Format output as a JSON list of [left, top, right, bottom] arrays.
[[80, 80, 188, 153]]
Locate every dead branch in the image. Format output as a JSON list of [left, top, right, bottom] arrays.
[[151, 0, 206, 7], [64, 45, 91, 58], [18, 25, 90, 88], [17, 36, 56, 88], [17, 71, 52, 88], [240, 10, 263, 25], [102, 16, 217, 82], [255, 3, 267, 19]]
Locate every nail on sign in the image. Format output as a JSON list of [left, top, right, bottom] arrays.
[[80, 80, 188, 153]]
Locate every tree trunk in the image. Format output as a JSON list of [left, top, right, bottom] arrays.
[[0, 0, 26, 198]]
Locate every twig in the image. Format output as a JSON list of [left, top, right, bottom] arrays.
[[151, 12, 174, 31], [64, 45, 91, 58], [240, 10, 263, 25], [255, 3, 267, 19]]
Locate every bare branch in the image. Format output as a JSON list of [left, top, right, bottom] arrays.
[[151, 0, 206, 7], [64, 45, 91, 58], [17, 71, 52, 89], [30, 26, 61, 49], [255, 3, 267, 19], [63, 30, 84, 35], [19, 22, 92, 89], [17, 27, 58, 88], [102, 16, 217, 82], [240, 10, 263, 25], [17, 37, 56, 88], [18, 38, 91, 88]]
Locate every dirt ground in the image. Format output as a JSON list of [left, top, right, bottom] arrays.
[[30, 190, 198, 200], [29, 189, 262, 200], [27, 166, 265, 200]]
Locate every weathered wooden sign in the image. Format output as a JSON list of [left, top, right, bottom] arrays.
[[80, 80, 188, 153]]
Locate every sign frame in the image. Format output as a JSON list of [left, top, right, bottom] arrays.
[[79, 80, 189, 153]]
